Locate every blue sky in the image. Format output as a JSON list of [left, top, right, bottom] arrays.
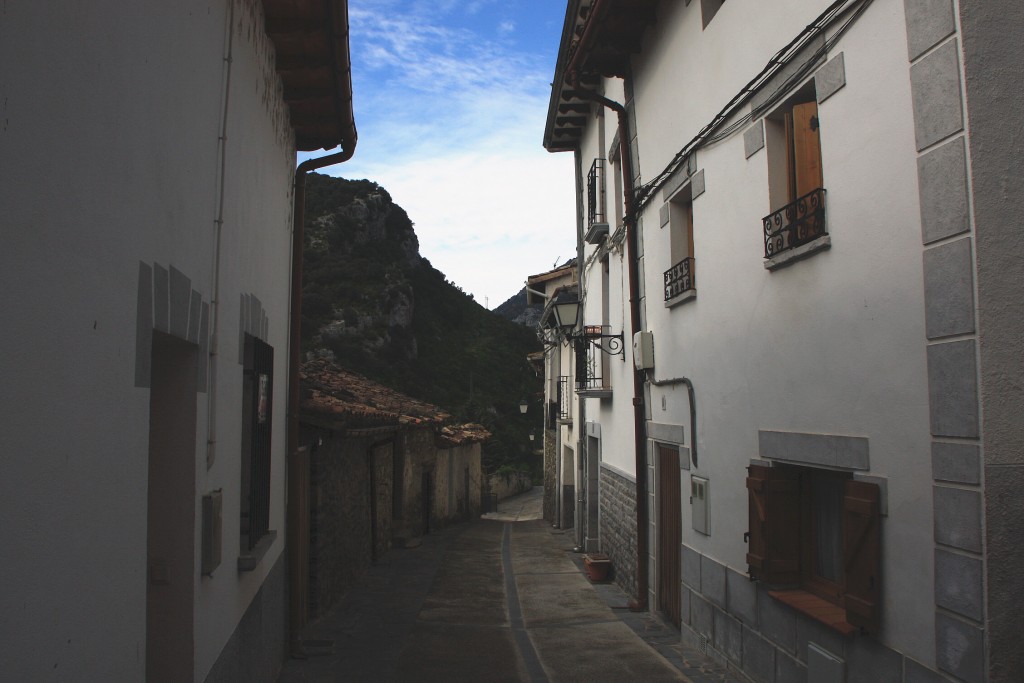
[[301, 0, 577, 308]]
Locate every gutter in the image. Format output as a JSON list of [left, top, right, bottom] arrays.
[[565, 0, 650, 610], [205, 0, 237, 469]]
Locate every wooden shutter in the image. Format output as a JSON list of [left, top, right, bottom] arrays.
[[843, 479, 881, 632], [746, 464, 800, 584], [791, 101, 823, 199]]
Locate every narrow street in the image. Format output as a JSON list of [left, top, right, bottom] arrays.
[[278, 488, 741, 683]]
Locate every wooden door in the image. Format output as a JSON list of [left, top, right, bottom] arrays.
[[657, 445, 682, 627]]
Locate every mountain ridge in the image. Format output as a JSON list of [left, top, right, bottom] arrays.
[[300, 173, 543, 474]]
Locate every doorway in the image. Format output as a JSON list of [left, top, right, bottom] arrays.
[[657, 444, 682, 628], [421, 470, 432, 534], [146, 331, 198, 682]]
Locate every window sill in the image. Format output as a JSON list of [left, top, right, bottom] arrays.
[[238, 529, 277, 572], [665, 289, 696, 308], [577, 388, 613, 399], [768, 589, 855, 636], [556, 418, 573, 426], [763, 234, 831, 271]]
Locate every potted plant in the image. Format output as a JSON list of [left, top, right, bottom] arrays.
[[583, 553, 611, 582]]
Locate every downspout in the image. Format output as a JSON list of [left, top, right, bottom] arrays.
[[286, 3, 358, 656], [288, 146, 356, 465], [573, 148, 588, 552], [205, 0, 236, 469], [566, 0, 649, 608], [286, 146, 355, 658]]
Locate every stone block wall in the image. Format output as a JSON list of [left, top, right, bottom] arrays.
[[488, 471, 532, 501], [369, 444, 394, 562], [396, 428, 438, 536], [543, 428, 557, 522], [433, 443, 482, 525], [599, 464, 639, 599], [307, 431, 375, 619], [679, 543, 961, 683]]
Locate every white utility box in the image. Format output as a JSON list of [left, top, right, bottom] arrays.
[[633, 331, 654, 370]]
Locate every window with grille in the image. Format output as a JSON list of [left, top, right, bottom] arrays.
[[240, 333, 273, 556]]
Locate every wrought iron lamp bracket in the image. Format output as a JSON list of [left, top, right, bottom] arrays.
[[579, 327, 624, 357]]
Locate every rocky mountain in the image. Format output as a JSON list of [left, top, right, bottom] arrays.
[[301, 173, 543, 474], [492, 288, 544, 327]]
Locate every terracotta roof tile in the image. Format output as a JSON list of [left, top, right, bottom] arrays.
[[300, 358, 454, 429], [436, 423, 492, 447]]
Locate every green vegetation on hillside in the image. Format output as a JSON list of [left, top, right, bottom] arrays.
[[301, 173, 543, 476]]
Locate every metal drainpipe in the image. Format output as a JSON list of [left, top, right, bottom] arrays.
[[283, 0, 358, 659], [288, 147, 355, 474], [566, 10, 649, 605], [204, 0, 235, 469], [573, 148, 588, 552], [286, 147, 354, 657]]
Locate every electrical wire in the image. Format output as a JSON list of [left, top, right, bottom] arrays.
[[631, 0, 875, 215]]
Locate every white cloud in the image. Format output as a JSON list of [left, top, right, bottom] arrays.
[[314, 2, 576, 306]]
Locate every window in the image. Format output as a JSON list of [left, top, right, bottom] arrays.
[[240, 333, 274, 562], [664, 191, 695, 304], [746, 463, 880, 633], [763, 86, 828, 262], [585, 158, 609, 244]]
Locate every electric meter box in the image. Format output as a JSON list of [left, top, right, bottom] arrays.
[[633, 331, 654, 370], [691, 475, 709, 535]]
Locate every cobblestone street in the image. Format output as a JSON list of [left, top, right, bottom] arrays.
[[278, 488, 741, 682]]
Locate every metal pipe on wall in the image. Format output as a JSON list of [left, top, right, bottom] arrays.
[[566, 11, 650, 606]]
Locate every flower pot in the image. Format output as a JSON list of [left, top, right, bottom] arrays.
[[583, 553, 611, 582]]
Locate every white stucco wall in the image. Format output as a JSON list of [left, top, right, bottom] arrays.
[[0, 2, 296, 680], [570, 0, 937, 665]]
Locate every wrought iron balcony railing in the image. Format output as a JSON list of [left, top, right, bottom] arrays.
[[557, 376, 571, 420], [574, 325, 619, 392], [664, 256, 695, 301], [587, 158, 606, 229], [762, 188, 827, 259]]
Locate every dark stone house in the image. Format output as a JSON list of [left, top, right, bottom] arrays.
[[296, 358, 488, 618]]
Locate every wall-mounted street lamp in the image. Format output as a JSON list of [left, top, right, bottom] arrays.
[[544, 288, 624, 357], [529, 431, 536, 442], [519, 399, 528, 414], [541, 287, 624, 392]]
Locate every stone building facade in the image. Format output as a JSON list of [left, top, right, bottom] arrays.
[[298, 359, 489, 618]]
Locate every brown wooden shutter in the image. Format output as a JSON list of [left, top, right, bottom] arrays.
[[746, 464, 800, 584], [843, 479, 881, 632], [791, 100, 823, 199]]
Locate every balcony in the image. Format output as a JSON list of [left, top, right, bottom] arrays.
[[762, 188, 829, 268], [664, 256, 695, 305], [575, 327, 614, 399], [557, 376, 572, 423], [586, 159, 609, 244]]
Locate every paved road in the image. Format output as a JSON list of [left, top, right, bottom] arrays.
[[278, 488, 741, 683]]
